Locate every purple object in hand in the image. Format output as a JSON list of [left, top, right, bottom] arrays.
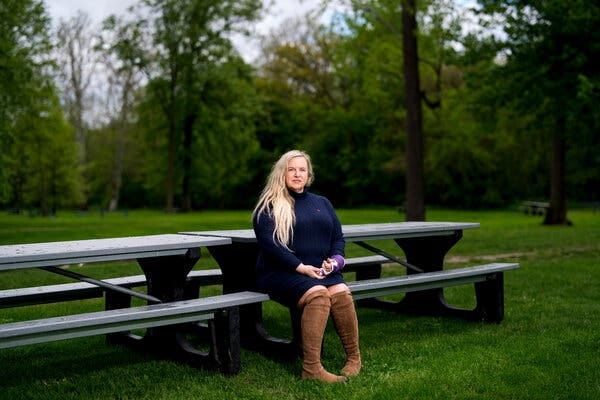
[[319, 255, 346, 276], [330, 255, 345, 272]]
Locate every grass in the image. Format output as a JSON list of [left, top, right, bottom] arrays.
[[0, 207, 599, 399]]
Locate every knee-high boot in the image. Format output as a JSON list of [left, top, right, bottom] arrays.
[[298, 288, 347, 383], [330, 291, 362, 377]]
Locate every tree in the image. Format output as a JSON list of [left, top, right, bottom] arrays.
[[55, 11, 99, 208], [335, 0, 433, 219], [255, 10, 405, 206], [191, 59, 263, 209], [17, 89, 82, 215], [475, 0, 600, 225], [401, 0, 426, 221], [0, 0, 53, 203], [259, 16, 342, 108], [96, 14, 147, 211], [1, 0, 80, 213], [256, 1, 477, 209], [128, 0, 263, 212]]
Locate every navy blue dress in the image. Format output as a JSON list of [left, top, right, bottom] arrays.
[[253, 190, 346, 308]]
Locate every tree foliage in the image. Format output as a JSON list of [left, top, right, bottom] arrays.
[[1, 0, 598, 213], [469, 0, 600, 223], [0, 0, 81, 213], [124, 0, 264, 212]]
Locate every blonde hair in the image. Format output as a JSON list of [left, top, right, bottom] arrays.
[[253, 150, 314, 249]]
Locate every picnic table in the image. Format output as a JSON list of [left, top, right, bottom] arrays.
[[521, 201, 550, 215], [0, 234, 268, 374], [180, 222, 519, 358], [1, 223, 519, 372]]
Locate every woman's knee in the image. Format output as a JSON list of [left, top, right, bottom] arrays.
[[327, 283, 350, 297], [298, 285, 329, 308]]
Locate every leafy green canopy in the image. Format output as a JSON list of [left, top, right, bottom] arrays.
[[0, 0, 81, 212]]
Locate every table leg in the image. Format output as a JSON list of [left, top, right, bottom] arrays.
[[394, 230, 481, 319], [208, 244, 299, 359], [351, 231, 463, 314], [106, 249, 238, 373]]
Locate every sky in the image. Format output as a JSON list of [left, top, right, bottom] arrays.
[[44, 0, 329, 63]]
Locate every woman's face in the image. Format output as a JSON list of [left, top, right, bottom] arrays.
[[286, 156, 309, 193]]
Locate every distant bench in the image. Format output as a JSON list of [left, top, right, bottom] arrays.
[[521, 201, 550, 215]]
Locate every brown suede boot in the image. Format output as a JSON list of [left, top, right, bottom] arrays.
[[330, 290, 362, 377], [299, 288, 347, 383]]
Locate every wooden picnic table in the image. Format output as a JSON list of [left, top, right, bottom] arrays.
[[180, 221, 481, 357]]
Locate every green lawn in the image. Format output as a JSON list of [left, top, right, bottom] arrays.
[[0, 208, 598, 400]]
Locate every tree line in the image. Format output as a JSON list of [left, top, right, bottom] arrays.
[[1, 0, 598, 224]]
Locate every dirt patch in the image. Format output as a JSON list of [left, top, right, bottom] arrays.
[[446, 251, 531, 264], [445, 245, 599, 265]]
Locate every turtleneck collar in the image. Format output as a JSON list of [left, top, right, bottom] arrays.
[[288, 188, 308, 199]]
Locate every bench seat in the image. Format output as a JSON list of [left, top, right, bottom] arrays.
[[348, 262, 519, 322], [0, 290, 267, 348], [348, 262, 518, 298], [0, 290, 269, 374], [286, 262, 519, 351]]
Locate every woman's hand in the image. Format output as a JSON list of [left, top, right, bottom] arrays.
[[296, 263, 325, 279], [320, 258, 335, 276]]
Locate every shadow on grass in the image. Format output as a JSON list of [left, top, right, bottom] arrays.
[[0, 339, 157, 388]]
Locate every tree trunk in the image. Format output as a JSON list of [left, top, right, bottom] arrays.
[[108, 76, 133, 212], [181, 112, 196, 212], [108, 123, 125, 212], [544, 122, 569, 225], [166, 120, 176, 213], [165, 64, 178, 214], [402, 0, 425, 221], [57, 12, 95, 210]]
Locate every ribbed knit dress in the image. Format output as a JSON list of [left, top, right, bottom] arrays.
[[253, 189, 346, 308]]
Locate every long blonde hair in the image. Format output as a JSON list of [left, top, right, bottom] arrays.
[[253, 150, 314, 249]]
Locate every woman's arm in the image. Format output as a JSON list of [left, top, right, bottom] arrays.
[[253, 211, 303, 272], [325, 197, 345, 258]]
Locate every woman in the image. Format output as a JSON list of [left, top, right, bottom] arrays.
[[252, 150, 361, 383]]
